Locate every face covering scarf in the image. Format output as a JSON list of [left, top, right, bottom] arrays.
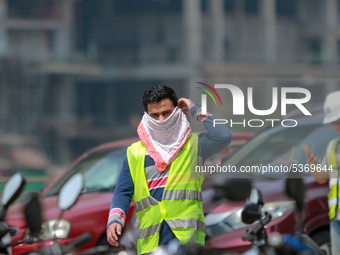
[[137, 106, 191, 173]]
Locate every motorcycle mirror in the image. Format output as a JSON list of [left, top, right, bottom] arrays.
[[213, 178, 252, 201], [0, 222, 9, 239], [2, 232, 12, 255], [286, 178, 304, 212], [241, 203, 262, 224], [58, 173, 84, 211], [24, 193, 42, 236], [249, 188, 264, 206], [1, 173, 26, 208]]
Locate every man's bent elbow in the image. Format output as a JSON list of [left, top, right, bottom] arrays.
[[221, 130, 232, 148]]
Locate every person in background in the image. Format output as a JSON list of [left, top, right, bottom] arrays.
[[306, 90, 340, 255]]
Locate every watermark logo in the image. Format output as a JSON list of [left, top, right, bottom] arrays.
[[196, 82, 222, 115], [196, 82, 312, 128], [197, 83, 311, 116]]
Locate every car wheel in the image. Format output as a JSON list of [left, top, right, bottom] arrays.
[[311, 230, 331, 255]]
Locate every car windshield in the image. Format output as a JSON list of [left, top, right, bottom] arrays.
[[44, 147, 126, 197], [222, 124, 339, 177]]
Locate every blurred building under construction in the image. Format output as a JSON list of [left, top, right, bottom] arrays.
[[0, 0, 340, 165]]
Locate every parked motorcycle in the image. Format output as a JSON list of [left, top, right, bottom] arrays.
[[22, 173, 118, 255], [239, 174, 325, 255], [240, 188, 275, 255], [0, 173, 90, 255], [0, 173, 26, 254]]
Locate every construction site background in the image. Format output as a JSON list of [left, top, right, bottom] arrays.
[[0, 0, 340, 186]]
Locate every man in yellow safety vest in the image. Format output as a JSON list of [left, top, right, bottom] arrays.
[[106, 85, 232, 254], [306, 90, 340, 255]]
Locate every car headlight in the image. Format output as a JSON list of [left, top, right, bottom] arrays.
[[206, 201, 295, 231], [25, 219, 71, 240]]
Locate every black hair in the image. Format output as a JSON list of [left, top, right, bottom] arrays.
[[142, 85, 178, 112]]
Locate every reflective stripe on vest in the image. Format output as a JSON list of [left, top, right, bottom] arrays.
[[137, 218, 206, 240], [135, 190, 202, 213], [135, 196, 158, 213], [138, 223, 162, 239], [166, 218, 206, 232], [127, 133, 205, 255], [326, 138, 340, 220], [162, 190, 202, 201]]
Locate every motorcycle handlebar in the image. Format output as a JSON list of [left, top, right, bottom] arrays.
[[242, 214, 272, 242], [63, 232, 92, 253]]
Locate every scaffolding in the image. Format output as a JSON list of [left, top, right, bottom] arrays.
[[0, 58, 48, 137]]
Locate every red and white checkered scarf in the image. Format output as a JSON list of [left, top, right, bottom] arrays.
[[137, 107, 191, 172]]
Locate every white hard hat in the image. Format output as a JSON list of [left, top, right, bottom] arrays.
[[323, 90, 340, 124]]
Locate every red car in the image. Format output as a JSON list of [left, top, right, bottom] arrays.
[[205, 110, 337, 255], [5, 133, 253, 255]]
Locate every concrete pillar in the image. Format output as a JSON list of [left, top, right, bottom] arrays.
[[261, 0, 277, 64], [57, 136, 72, 164], [182, 0, 202, 65], [55, 0, 74, 60], [323, 0, 338, 65], [59, 76, 77, 120], [235, 0, 245, 19], [208, 0, 225, 62], [106, 85, 116, 125], [296, 0, 308, 23], [0, 83, 9, 132], [102, 0, 113, 20], [0, 0, 8, 57], [296, 0, 308, 63], [57, 77, 77, 164], [235, 0, 247, 61]]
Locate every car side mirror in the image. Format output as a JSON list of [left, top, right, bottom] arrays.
[[241, 188, 264, 224], [58, 173, 84, 211], [213, 178, 252, 201]]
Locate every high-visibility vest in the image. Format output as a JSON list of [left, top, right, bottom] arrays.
[[326, 137, 340, 220], [127, 133, 205, 255]]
